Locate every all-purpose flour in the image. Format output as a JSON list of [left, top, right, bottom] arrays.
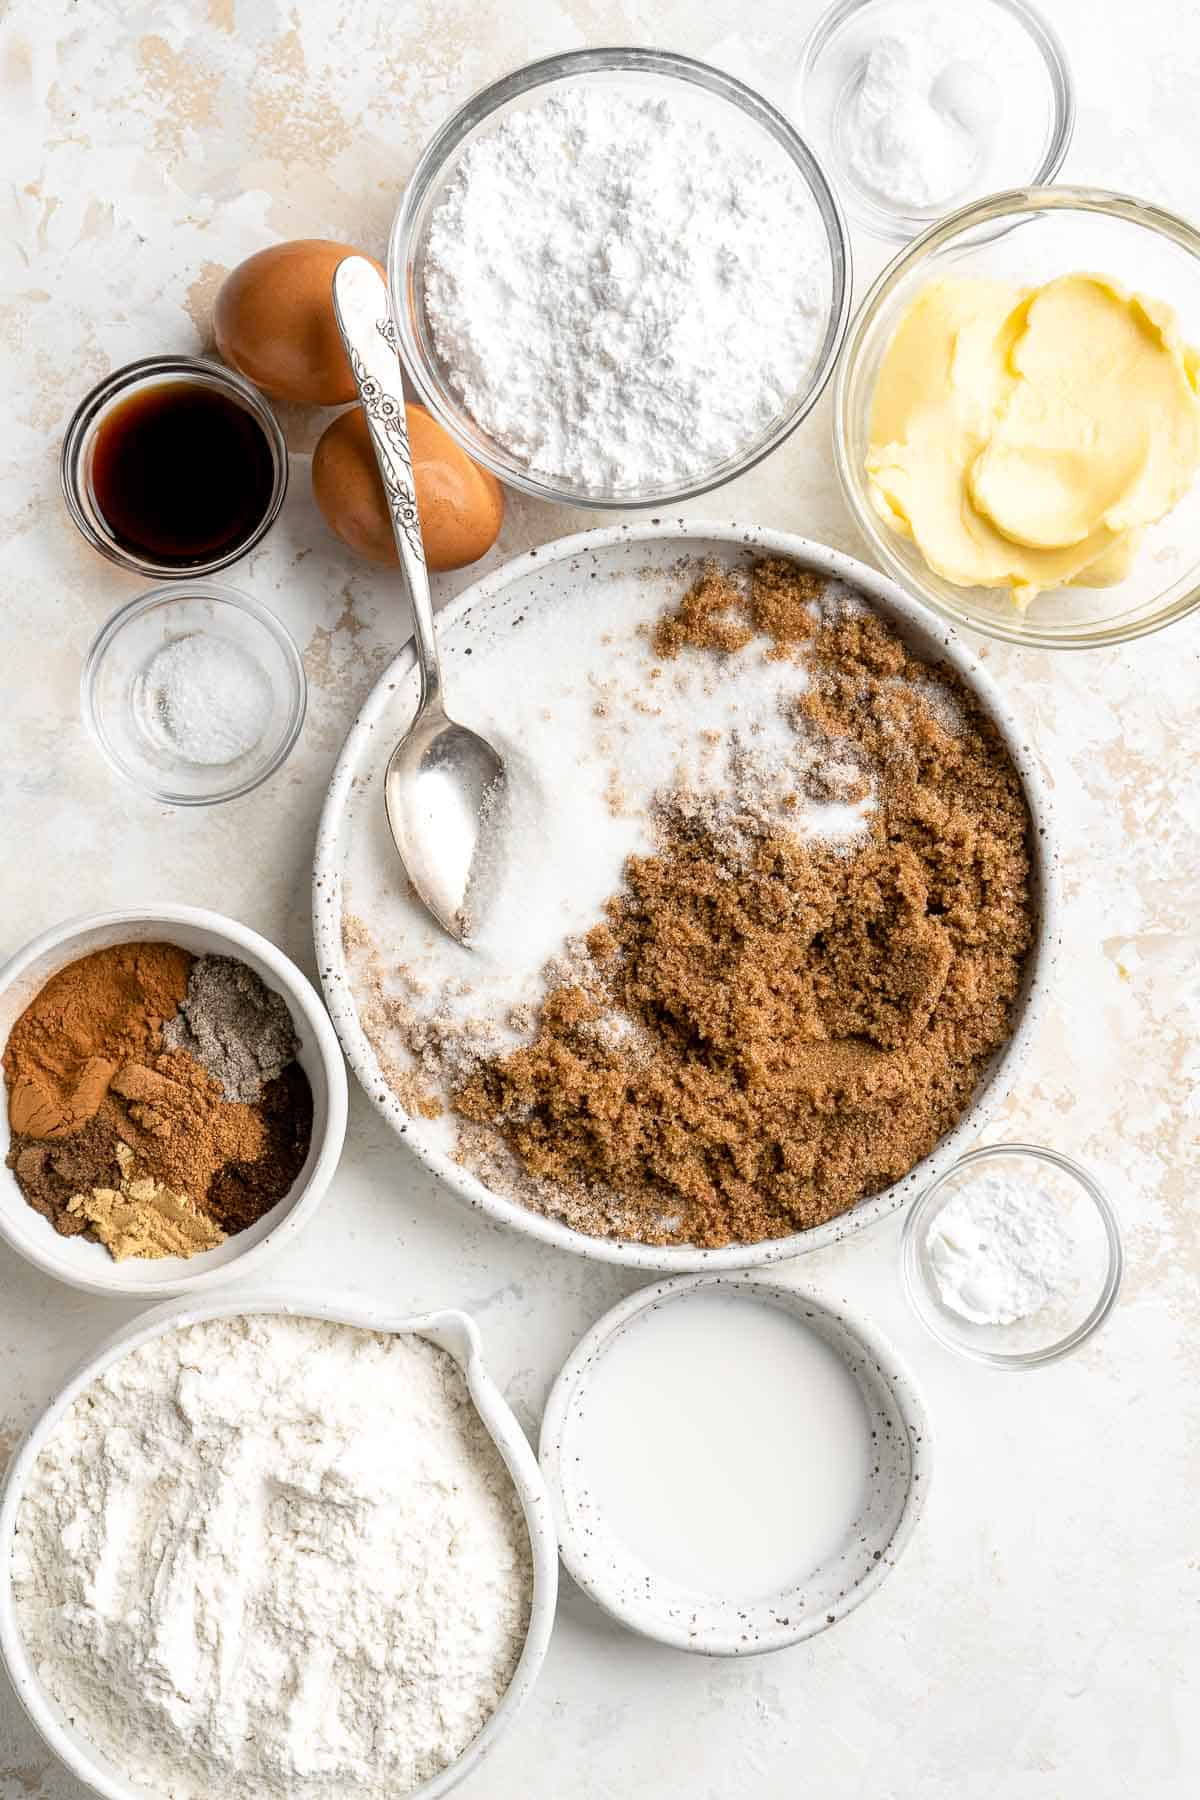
[[422, 86, 832, 491], [13, 1314, 532, 1800]]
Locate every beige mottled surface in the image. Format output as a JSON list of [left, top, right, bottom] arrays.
[[1, 1, 1197, 1796]]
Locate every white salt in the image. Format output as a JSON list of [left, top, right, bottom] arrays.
[[141, 632, 273, 766]]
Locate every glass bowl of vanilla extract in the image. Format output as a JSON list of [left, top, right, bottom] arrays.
[[61, 356, 288, 577]]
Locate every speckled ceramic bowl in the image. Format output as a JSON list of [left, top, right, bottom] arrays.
[[539, 1274, 931, 1654], [0, 1289, 558, 1800], [313, 521, 1059, 1272]]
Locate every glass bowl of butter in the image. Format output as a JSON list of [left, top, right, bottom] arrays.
[[835, 186, 1200, 647]]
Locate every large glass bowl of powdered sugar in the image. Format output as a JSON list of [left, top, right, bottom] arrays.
[[389, 48, 851, 508]]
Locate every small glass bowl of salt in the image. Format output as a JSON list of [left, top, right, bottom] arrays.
[[82, 583, 306, 804], [901, 1144, 1122, 1369]]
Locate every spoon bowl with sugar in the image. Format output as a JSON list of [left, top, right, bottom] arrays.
[[331, 255, 508, 943]]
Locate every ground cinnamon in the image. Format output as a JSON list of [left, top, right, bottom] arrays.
[[3, 942, 191, 1138]]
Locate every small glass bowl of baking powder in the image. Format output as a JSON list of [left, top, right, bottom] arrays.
[[82, 584, 306, 805], [390, 47, 852, 509], [797, 0, 1074, 241], [901, 1144, 1123, 1369]]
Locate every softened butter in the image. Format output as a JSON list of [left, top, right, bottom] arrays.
[[866, 272, 1200, 608]]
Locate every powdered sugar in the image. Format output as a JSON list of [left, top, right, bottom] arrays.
[[13, 1313, 532, 1800], [422, 85, 832, 493]]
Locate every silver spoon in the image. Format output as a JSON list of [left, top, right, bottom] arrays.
[[331, 255, 506, 944]]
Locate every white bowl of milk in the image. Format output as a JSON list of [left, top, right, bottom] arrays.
[[539, 1272, 930, 1654]]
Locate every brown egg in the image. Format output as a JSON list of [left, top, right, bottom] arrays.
[[214, 240, 387, 405], [312, 404, 504, 572]]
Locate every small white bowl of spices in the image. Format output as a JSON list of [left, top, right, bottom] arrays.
[[901, 1143, 1123, 1368], [0, 1291, 557, 1800], [0, 906, 347, 1297], [390, 47, 851, 507]]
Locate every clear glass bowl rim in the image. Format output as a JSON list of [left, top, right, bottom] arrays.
[[388, 45, 854, 509], [796, 0, 1076, 243], [900, 1141, 1124, 1369], [834, 183, 1200, 647], [81, 581, 308, 806], [61, 354, 289, 579]]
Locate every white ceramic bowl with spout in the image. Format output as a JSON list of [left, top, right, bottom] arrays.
[[0, 1289, 558, 1800]]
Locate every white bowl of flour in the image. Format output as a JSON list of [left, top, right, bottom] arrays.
[[389, 48, 852, 506], [0, 1291, 557, 1800]]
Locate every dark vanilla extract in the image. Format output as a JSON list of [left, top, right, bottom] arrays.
[[88, 380, 276, 566]]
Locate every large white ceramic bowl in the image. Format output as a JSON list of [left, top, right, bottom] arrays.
[[314, 521, 1059, 1271], [0, 907, 347, 1296], [0, 1289, 558, 1800]]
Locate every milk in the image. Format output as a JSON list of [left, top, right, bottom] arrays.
[[578, 1290, 873, 1603]]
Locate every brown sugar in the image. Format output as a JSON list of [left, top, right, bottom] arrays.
[[453, 560, 1035, 1248], [651, 564, 756, 658]]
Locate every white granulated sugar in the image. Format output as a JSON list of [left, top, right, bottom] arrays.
[[13, 1314, 532, 1800], [926, 1172, 1075, 1325], [422, 86, 831, 491], [141, 631, 272, 765]]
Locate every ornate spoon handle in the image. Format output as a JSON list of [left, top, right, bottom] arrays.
[[331, 255, 441, 710]]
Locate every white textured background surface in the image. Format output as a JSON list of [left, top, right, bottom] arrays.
[[1, 1, 1197, 1795]]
